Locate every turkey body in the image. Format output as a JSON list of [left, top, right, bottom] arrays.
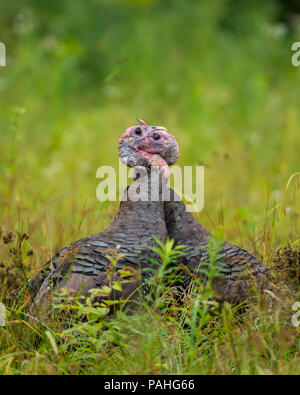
[[32, 176, 167, 309], [164, 188, 269, 304]]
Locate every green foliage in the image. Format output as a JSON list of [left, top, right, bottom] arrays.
[[0, 0, 299, 375], [1, 237, 300, 374]]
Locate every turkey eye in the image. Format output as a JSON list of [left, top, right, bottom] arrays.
[[153, 133, 160, 141], [135, 127, 142, 135]]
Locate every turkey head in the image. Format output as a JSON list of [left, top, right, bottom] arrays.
[[118, 119, 179, 179]]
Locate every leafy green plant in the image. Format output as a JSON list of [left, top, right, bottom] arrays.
[[0, 0, 300, 375]]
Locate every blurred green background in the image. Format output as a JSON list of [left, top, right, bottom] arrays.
[[0, 0, 299, 264]]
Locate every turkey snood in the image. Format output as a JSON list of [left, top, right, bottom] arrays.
[[31, 121, 179, 311]]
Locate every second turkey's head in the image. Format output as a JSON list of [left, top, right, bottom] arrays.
[[118, 119, 179, 178]]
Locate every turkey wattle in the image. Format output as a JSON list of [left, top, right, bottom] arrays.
[[31, 121, 179, 310]]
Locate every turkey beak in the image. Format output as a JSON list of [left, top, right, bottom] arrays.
[[137, 135, 151, 150]]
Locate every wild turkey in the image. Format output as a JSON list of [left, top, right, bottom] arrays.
[[123, 127, 268, 304], [31, 120, 179, 311]]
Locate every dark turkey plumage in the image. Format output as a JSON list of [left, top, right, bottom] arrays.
[[31, 175, 167, 310], [164, 188, 269, 304]]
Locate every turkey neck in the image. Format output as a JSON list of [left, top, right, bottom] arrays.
[[164, 188, 211, 245], [107, 170, 168, 248], [115, 136, 170, 244]]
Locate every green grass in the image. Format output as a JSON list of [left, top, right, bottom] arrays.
[[0, 0, 300, 374]]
